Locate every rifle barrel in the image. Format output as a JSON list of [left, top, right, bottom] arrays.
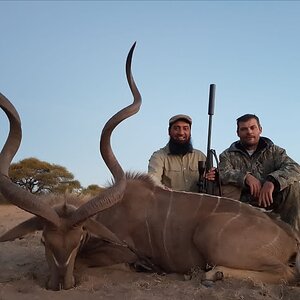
[[208, 84, 216, 116], [207, 84, 216, 154]]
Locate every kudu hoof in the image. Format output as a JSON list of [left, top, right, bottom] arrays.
[[215, 271, 224, 280], [202, 269, 224, 283]]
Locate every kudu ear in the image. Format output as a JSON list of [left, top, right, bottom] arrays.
[[83, 218, 124, 245], [0, 216, 43, 242]]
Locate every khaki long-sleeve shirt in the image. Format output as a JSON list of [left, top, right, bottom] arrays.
[[148, 144, 206, 192]]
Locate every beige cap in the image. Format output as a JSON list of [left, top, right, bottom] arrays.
[[169, 114, 192, 126]]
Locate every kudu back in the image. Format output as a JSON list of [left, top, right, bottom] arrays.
[[1, 43, 300, 290]]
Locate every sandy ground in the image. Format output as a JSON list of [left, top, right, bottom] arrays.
[[1, 204, 300, 300]]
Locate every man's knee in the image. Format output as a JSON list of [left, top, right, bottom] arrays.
[[275, 181, 300, 231]]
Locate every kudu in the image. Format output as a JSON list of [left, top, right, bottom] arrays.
[[1, 43, 300, 291]]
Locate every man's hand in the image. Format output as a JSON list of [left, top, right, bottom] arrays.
[[245, 173, 274, 207], [258, 181, 274, 207], [205, 168, 216, 181], [245, 173, 261, 198]]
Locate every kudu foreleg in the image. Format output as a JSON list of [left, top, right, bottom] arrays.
[[203, 265, 296, 284]]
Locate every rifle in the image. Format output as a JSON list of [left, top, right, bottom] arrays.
[[198, 84, 222, 196]]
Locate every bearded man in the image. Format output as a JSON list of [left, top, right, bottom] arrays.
[[148, 114, 214, 192]]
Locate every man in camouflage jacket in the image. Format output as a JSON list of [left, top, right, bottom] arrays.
[[219, 114, 300, 230]]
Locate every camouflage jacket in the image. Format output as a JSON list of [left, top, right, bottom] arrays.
[[148, 144, 206, 192], [219, 137, 300, 191]]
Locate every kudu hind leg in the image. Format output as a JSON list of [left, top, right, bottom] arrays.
[[203, 265, 296, 284]]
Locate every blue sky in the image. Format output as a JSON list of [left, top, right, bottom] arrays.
[[0, 1, 299, 188]]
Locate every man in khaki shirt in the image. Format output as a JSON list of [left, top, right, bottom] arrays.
[[148, 114, 214, 192]]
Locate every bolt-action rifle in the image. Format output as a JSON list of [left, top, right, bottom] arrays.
[[198, 84, 222, 196]]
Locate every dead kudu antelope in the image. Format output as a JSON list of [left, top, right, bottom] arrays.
[[1, 44, 300, 291]]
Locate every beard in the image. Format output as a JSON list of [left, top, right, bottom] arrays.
[[168, 137, 193, 155], [240, 136, 260, 150]]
